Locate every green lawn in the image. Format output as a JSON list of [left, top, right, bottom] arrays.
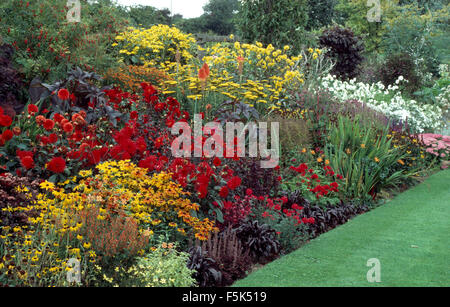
[[234, 170, 450, 287]]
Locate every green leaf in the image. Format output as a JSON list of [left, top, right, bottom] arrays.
[[215, 208, 224, 223], [48, 174, 58, 183]]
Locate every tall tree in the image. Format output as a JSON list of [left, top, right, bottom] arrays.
[[128, 5, 173, 28], [238, 0, 309, 51], [306, 0, 338, 30], [202, 0, 240, 35]]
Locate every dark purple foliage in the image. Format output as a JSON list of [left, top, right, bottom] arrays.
[[0, 44, 25, 115]]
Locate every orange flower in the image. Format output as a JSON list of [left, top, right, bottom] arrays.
[[12, 127, 21, 136], [237, 56, 245, 75], [63, 122, 74, 133], [198, 63, 210, 81], [202, 62, 210, 76], [36, 115, 46, 126]]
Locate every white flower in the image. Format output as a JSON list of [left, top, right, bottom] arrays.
[[318, 74, 444, 132]]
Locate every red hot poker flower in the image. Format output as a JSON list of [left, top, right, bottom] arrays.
[[198, 63, 210, 81]]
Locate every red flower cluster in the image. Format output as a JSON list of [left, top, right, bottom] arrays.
[[263, 196, 315, 226], [220, 194, 253, 226], [290, 163, 343, 199]]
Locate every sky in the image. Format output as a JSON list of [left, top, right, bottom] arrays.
[[116, 0, 209, 18]]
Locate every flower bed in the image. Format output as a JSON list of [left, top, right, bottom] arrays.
[[0, 21, 447, 287]]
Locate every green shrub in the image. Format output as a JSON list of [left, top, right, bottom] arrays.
[[382, 4, 449, 81], [252, 204, 310, 254], [238, 0, 310, 52], [0, 0, 128, 83], [306, 0, 338, 30], [131, 245, 196, 287], [335, 0, 401, 53]]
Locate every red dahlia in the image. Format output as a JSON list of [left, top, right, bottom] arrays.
[[63, 122, 73, 133], [0, 115, 12, 127], [57, 89, 70, 100], [43, 119, 55, 131], [1, 129, 13, 141], [47, 157, 66, 173], [227, 176, 242, 190], [20, 156, 35, 170], [27, 104, 39, 114], [219, 186, 229, 198], [48, 133, 58, 144]]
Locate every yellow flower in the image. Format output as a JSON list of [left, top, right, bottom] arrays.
[[40, 181, 55, 191], [374, 157, 380, 163], [361, 144, 366, 149], [79, 170, 92, 178]]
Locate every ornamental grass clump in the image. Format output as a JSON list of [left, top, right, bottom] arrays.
[[325, 116, 415, 201]]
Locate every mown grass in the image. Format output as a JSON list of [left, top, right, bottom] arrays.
[[234, 170, 450, 287]]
